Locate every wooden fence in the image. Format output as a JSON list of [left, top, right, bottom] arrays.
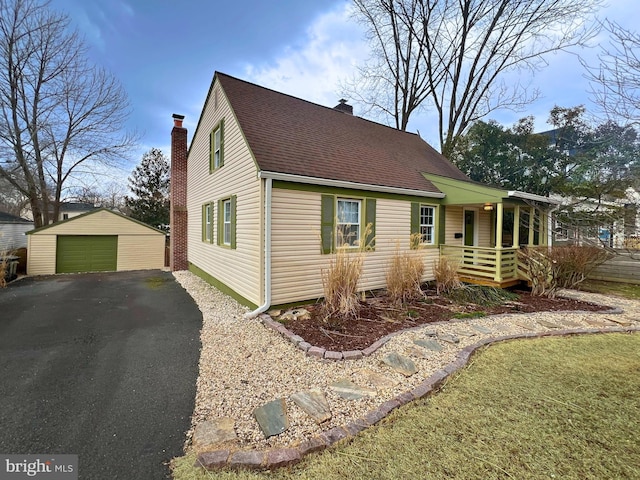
[[589, 250, 640, 284]]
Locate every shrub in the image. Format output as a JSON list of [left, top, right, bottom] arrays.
[[321, 224, 373, 321], [386, 234, 425, 305], [433, 256, 462, 295], [518, 246, 614, 297]]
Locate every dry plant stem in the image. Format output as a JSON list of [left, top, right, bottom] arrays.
[[386, 235, 425, 305], [433, 256, 462, 295]]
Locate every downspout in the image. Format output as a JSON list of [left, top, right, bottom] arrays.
[[245, 177, 272, 318]]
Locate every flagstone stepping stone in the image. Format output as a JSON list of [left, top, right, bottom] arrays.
[[414, 338, 443, 351], [329, 379, 376, 400], [537, 320, 563, 329], [192, 417, 237, 450], [405, 345, 432, 359], [290, 389, 331, 424], [512, 320, 536, 331], [471, 325, 493, 334], [422, 329, 438, 336], [454, 329, 476, 337], [382, 352, 418, 377], [559, 319, 582, 327], [356, 369, 399, 390], [253, 398, 288, 438], [586, 318, 618, 327], [606, 317, 632, 327], [438, 333, 460, 344]]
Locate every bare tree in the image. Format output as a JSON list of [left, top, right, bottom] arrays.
[[348, 0, 602, 158], [585, 20, 640, 124], [0, 0, 136, 227]]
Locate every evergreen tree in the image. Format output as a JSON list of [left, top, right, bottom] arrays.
[[125, 148, 170, 231]]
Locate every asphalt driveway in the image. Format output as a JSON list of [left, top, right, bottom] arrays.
[[0, 271, 202, 479]]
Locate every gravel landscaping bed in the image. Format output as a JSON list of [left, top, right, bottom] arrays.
[[173, 271, 640, 456]]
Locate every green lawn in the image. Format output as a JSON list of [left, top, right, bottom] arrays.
[[172, 333, 640, 480], [579, 279, 640, 300]]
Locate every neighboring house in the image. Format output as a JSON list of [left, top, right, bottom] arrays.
[[27, 208, 166, 275], [551, 188, 640, 249], [170, 72, 557, 314], [57, 202, 96, 221], [0, 211, 33, 250]]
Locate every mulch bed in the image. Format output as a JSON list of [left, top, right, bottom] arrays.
[[279, 289, 610, 352]]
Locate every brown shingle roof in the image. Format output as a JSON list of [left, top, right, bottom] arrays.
[[216, 72, 470, 194]]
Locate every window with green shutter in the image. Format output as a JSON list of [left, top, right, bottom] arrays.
[[217, 195, 236, 248], [320, 194, 376, 253], [411, 202, 438, 248], [202, 203, 213, 243], [209, 119, 224, 172]]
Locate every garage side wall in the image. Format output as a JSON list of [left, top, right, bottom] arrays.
[[27, 235, 56, 275], [117, 235, 165, 271]]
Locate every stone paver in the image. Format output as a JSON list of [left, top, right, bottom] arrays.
[[471, 324, 492, 334], [253, 398, 288, 438], [328, 379, 376, 400], [192, 417, 237, 450], [438, 333, 460, 344], [290, 389, 331, 424], [357, 369, 399, 390], [414, 338, 443, 351], [382, 352, 418, 377], [538, 320, 563, 329]]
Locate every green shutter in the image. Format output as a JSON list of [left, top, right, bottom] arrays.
[[365, 198, 376, 249], [438, 205, 446, 245], [230, 195, 236, 249], [202, 204, 207, 241], [216, 199, 222, 245], [320, 194, 334, 254], [219, 119, 225, 167], [209, 130, 214, 173], [410, 202, 420, 249]]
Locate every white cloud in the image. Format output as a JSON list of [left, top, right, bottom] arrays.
[[242, 2, 368, 109]]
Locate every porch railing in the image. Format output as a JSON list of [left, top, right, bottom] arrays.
[[440, 245, 520, 283]]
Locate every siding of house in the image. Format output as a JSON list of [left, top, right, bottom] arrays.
[[27, 210, 165, 275], [0, 223, 32, 250], [186, 83, 262, 307], [478, 210, 492, 247], [444, 206, 463, 245], [270, 188, 439, 305]]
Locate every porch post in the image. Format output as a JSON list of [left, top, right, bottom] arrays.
[[495, 203, 504, 282], [513, 205, 520, 247], [540, 211, 548, 245], [528, 207, 535, 246]]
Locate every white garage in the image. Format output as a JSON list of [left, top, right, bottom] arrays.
[[27, 209, 166, 275]]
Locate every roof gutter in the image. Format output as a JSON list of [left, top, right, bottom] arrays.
[[258, 171, 445, 198], [507, 190, 560, 204], [245, 177, 272, 319]]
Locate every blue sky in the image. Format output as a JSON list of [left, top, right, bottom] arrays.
[[50, 0, 637, 181]]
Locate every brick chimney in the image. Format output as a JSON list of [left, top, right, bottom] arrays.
[[170, 113, 188, 271], [333, 99, 353, 115]]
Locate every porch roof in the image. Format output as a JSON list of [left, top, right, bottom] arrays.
[[423, 173, 560, 206]]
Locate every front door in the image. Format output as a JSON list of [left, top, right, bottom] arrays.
[[464, 210, 475, 246]]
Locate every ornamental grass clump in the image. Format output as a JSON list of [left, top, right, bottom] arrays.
[[433, 256, 462, 295], [321, 224, 373, 322], [386, 234, 425, 305]]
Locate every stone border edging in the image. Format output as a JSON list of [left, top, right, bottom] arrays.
[[259, 306, 623, 361], [195, 324, 640, 472]]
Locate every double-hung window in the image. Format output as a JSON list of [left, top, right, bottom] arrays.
[[411, 202, 437, 248], [420, 205, 435, 245], [216, 195, 236, 249], [223, 199, 231, 246], [209, 119, 224, 172], [337, 198, 361, 247], [202, 203, 213, 243]]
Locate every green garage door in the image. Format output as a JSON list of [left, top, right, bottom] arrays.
[[56, 235, 118, 273]]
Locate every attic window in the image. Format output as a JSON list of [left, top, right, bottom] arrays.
[[209, 119, 224, 172]]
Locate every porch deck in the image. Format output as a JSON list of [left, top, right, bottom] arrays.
[[440, 245, 527, 288]]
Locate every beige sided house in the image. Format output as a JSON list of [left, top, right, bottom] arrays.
[[170, 72, 557, 316], [27, 208, 166, 275]]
